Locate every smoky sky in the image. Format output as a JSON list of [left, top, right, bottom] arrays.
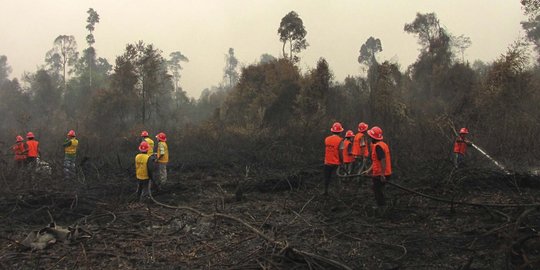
[[0, 0, 527, 98]]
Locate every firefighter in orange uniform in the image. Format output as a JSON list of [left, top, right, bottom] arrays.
[[324, 122, 344, 195], [11, 135, 26, 168], [352, 122, 370, 167], [341, 130, 355, 175], [367, 126, 392, 207], [453, 128, 472, 168], [25, 132, 39, 167]]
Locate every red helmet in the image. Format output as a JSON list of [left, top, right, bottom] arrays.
[[67, 130, 76, 137], [459, 128, 469, 134], [26, 132, 35, 139], [345, 130, 354, 138], [156, 132, 167, 142], [330, 122, 344, 133], [367, 126, 383, 140], [16, 135, 23, 142], [141, 131, 149, 137], [358, 122, 369, 133], [139, 141, 149, 152]]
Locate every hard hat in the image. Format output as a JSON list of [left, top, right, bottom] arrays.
[[358, 122, 369, 133], [345, 130, 354, 138], [330, 122, 344, 133], [67, 130, 76, 137], [141, 131, 149, 137], [156, 132, 167, 142], [459, 128, 469, 134], [367, 126, 383, 140], [26, 132, 35, 139], [16, 135, 23, 142], [139, 141, 149, 152]]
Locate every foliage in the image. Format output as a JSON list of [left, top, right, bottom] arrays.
[[358, 37, 382, 67], [1, 8, 540, 176], [85, 8, 100, 47], [0, 55, 12, 83], [223, 48, 239, 86], [222, 58, 301, 131], [277, 11, 308, 62], [167, 51, 189, 92], [45, 35, 78, 91]]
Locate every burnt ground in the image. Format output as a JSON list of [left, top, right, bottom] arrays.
[[1, 163, 540, 269]]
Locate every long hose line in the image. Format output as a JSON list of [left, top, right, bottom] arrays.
[[385, 180, 540, 208]]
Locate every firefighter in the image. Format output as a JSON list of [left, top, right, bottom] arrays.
[[63, 130, 78, 180], [341, 130, 355, 175], [141, 131, 154, 155], [453, 128, 472, 168], [25, 132, 39, 167], [352, 122, 370, 170], [155, 132, 169, 185], [11, 135, 26, 168], [324, 122, 344, 195], [366, 126, 392, 207], [135, 141, 156, 202]]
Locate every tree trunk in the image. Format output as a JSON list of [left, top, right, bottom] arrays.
[[142, 78, 146, 125]]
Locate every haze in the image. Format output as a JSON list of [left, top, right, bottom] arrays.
[[0, 0, 526, 98]]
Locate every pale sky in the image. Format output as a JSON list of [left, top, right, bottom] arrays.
[[0, 0, 527, 98]]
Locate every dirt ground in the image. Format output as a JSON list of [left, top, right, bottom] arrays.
[[1, 164, 540, 269]]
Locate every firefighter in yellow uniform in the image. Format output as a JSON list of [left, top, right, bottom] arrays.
[[155, 132, 169, 184], [140, 131, 154, 155], [135, 141, 155, 201], [63, 130, 78, 180]]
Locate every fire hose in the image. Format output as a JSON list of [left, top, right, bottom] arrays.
[[470, 143, 511, 175]]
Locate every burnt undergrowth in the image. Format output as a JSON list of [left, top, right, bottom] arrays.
[[1, 159, 540, 269]]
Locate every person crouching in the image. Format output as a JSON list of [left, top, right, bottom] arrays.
[[135, 141, 155, 202]]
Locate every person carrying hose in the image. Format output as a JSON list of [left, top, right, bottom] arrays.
[[453, 128, 472, 169], [366, 126, 392, 208]]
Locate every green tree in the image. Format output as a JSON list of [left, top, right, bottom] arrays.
[[222, 59, 301, 130], [358, 37, 383, 94], [278, 11, 308, 62], [0, 55, 11, 84], [369, 61, 407, 132], [0, 78, 31, 132], [167, 51, 189, 93], [450, 34, 472, 63], [85, 8, 100, 87], [116, 41, 173, 125], [224, 48, 239, 87], [522, 0, 540, 16], [27, 69, 62, 117], [296, 58, 332, 132], [404, 12, 450, 57], [358, 37, 382, 68], [259, 53, 276, 64], [404, 12, 452, 100], [45, 35, 78, 92]]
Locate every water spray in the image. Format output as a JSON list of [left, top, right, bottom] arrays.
[[470, 143, 511, 175]]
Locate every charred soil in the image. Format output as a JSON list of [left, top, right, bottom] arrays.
[[1, 165, 540, 269]]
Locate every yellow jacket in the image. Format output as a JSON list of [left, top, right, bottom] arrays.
[[64, 138, 78, 157], [135, 153, 150, 180], [144, 137, 154, 155], [157, 141, 168, 163]]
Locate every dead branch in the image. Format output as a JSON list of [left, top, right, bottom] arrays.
[[149, 194, 353, 270]]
